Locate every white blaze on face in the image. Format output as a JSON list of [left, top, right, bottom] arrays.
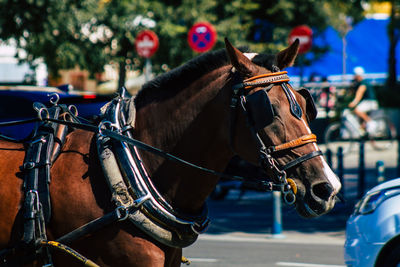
[[244, 53, 258, 61], [287, 87, 342, 193]]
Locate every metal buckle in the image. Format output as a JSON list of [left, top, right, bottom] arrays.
[[98, 121, 119, 137], [115, 206, 129, 221], [281, 182, 296, 205], [132, 194, 151, 208], [27, 190, 40, 212]]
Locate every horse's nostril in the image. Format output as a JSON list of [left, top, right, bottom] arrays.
[[312, 182, 334, 201]]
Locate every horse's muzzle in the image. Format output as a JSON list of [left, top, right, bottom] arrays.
[[295, 181, 337, 218]]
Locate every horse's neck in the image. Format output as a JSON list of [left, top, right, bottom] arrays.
[[134, 67, 234, 213]]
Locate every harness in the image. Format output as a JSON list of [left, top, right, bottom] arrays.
[[230, 70, 322, 202], [0, 70, 321, 266]]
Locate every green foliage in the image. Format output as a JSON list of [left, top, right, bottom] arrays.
[[0, 0, 105, 77]]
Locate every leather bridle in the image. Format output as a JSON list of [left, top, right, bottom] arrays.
[[230, 70, 323, 203]]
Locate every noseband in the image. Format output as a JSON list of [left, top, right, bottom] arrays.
[[231, 70, 323, 203]]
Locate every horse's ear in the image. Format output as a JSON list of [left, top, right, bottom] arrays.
[[275, 39, 300, 70], [225, 38, 258, 76]]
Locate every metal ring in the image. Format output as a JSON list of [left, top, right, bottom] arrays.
[[64, 112, 74, 122], [37, 107, 49, 121], [98, 121, 109, 137], [68, 105, 78, 116], [48, 93, 60, 105], [98, 121, 118, 136], [283, 191, 296, 205]]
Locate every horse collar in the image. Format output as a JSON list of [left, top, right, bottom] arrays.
[[97, 97, 209, 248]]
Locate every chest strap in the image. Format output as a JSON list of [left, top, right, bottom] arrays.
[[19, 103, 73, 265]]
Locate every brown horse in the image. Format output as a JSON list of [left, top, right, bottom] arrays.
[[0, 39, 341, 266]]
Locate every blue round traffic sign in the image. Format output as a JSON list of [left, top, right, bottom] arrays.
[[188, 22, 217, 53]]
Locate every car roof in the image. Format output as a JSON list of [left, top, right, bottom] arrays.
[[366, 177, 400, 195], [0, 85, 104, 97], [0, 85, 62, 93]]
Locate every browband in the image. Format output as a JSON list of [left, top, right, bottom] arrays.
[[233, 71, 290, 90]]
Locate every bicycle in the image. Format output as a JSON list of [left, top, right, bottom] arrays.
[[324, 108, 397, 154]]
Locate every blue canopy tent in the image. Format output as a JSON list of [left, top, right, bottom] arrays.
[[287, 18, 398, 84]]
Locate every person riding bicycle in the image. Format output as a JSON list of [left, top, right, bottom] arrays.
[[348, 66, 378, 133]]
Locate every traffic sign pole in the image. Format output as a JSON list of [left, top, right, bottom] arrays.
[[135, 30, 159, 82], [145, 58, 151, 82]]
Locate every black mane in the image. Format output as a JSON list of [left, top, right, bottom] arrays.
[[135, 48, 276, 109]]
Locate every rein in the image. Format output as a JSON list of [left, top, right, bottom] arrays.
[[42, 117, 289, 192], [0, 113, 294, 193]]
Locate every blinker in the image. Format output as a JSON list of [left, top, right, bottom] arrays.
[[297, 88, 318, 122], [282, 83, 302, 120], [244, 89, 274, 130]]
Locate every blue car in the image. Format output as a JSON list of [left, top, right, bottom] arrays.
[[0, 85, 112, 139], [344, 178, 400, 267]]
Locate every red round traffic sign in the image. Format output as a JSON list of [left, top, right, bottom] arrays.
[[288, 25, 313, 54], [135, 30, 159, 58], [188, 22, 217, 53]]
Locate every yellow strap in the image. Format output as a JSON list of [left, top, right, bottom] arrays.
[[40, 240, 100, 267], [287, 178, 298, 195], [270, 134, 317, 153], [182, 255, 191, 265]]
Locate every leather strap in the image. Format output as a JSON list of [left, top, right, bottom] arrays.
[[282, 83, 302, 120], [232, 71, 290, 90], [268, 134, 317, 153], [281, 150, 323, 171]]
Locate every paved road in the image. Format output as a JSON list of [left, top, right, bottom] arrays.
[[182, 141, 399, 266], [184, 236, 344, 267], [183, 192, 350, 267]]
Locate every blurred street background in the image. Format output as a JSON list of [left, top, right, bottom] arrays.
[[2, 0, 400, 144]]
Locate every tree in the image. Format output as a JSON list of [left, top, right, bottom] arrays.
[[0, 0, 368, 89], [0, 0, 108, 80], [322, 0, 364, 78]]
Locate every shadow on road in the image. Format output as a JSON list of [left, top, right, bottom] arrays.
[[206, 192, 355, 236], [207, 152, 399, 236]]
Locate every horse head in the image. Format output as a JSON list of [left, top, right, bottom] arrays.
[[225, 38, 341, 218]]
